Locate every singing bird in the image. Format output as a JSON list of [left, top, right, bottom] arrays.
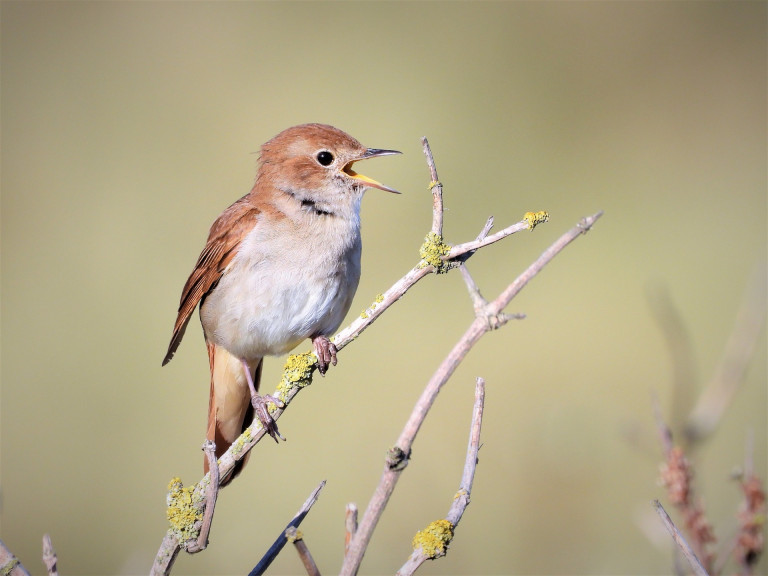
[[163, 124, 400, 482]]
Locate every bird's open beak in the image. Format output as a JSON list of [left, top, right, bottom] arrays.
[[343, 148, 401, 194]]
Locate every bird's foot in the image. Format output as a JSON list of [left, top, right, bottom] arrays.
[[250, 393, 285, 443], [312, 335, 338, 375]]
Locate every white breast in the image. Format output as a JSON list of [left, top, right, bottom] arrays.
[[200, 206, 362, 363]]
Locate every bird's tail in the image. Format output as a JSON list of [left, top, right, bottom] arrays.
[[205, 343, 261, 485]]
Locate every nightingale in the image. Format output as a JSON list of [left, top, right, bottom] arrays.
[[163, 123, 400, 482]]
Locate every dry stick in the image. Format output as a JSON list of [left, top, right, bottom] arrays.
[[186, 442, 219, 553], [340, 211, 603, 576], [285, 527, 322, 576], [396, 377, 486, 576], [42, 534, 58, 576], [248, 480, 326, 576], [421, 137, 443, 237], [653, 500, 711, 576]]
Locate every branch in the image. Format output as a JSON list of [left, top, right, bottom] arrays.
[[341, 211, 602, 576], [397, 377, 486, 575], [684, 262, 767, 443]]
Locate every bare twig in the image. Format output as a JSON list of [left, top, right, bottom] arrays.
[[653, 500, 711, 576], [186, 441, 219, 553], [285, 527, 321, 576], [447, 377, 485, 526], [248, 480, 326, 576], [397, 377, 486, 575], [341, 212, 602, 576], [42, 534, 58, 576], [421, 137, 443, 237]]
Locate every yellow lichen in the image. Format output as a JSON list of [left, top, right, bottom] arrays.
[[360, 293, 386, 319], [166, 477, 202, 544], [523, 210, 549, 230], [276, 352, 316, 401], [412, 519, 454, 558], [419, 232, 451, 274]]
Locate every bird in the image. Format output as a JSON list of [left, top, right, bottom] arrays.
[[162, 123, 400, 483]]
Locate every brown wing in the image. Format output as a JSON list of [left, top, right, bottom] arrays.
[[162, 194, 260, 365]]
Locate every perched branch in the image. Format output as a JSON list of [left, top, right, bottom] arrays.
[[248, 480, 326, 576], [397, 377, 486, 575], [653, 500, 711, 576]]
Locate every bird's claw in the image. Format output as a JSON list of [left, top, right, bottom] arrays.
[[250, 393, 285, 442], [312, 335, 337, 375]]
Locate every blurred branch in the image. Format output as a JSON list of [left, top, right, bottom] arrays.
[[655, 401, 716, 574], [647, 285, 699, 431], [653, 500, 711, 576], [396, 377, 485, 576], [285, 527, 321, 576], [684, 262, 767, 444]]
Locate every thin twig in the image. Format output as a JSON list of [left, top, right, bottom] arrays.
[[285, 527, 321, 576], [421, 137, 443, 237], [42, 534, 58, 576], [248, 480, 326, 576], [653, 500, 711, 576], [187, 441, 219, 553], [341, 212, 602, 576], [447, 377, 485, 525], [397, 377, 486, 576]]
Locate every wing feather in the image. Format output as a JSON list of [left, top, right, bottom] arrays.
[[162, 195, 260, 365]]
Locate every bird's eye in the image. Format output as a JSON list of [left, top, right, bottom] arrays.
[[316, 150, 334, 166]]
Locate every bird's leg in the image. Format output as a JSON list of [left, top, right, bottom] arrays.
[[241, 359, 285, 442], [312, 335, 337, 375]]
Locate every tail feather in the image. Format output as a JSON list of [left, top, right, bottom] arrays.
[[205, 343, 262, 485]]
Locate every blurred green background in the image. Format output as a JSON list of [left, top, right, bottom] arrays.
[[2, 2, 765, 575]]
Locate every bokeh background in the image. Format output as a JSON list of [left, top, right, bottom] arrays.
[[2, 2, 765, 575]]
